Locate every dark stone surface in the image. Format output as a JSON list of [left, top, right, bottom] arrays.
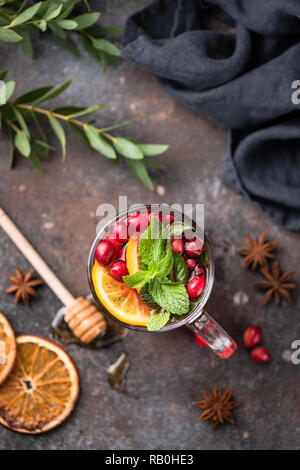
[[0, 0, 299, 450]]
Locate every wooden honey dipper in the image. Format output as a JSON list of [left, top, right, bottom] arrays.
[[0, 207, 107, 343]]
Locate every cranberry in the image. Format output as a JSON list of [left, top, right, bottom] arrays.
[[111, 220, 129, 244], [184, 237, 203, 258], [105, 234, 122, 258], [243, 326, 262, 348], [182, 253, 188, 261], [110, 260, 129, 282], [251, 347, 271, 363], [171, 238, 184, 254], [183, 230, 195, 241], [186, 258, 196, 270], [162, 213, 175, 225], [194, 334, 207, 347], [95, 240, 115, 266], [195, 264, 206, 277], [186, 276, 206, 299], [119, 244, 127, 261], [128, 212, 149, 238]]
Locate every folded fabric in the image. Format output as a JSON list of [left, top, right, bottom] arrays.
[[122, 0, 300, 230]]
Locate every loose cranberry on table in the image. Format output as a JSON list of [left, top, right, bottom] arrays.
[[95, 240, 116, 266], [111, 219, 129, 244], [110, 260, 129, 282], [171, 238, 184, 254], [195, 264, 205, 277], [128, 212, 149, 237], [251, 346, 271, 363], [243, 325, 262, 348], [186, 276, 206, 299], [194, 334, 207, 347], [186, 258, 196, 270], [184, 237, 203, 258]]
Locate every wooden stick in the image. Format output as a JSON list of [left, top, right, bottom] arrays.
[[0, 207, 75, 307]]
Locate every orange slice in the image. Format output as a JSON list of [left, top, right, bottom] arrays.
[[92, 261, 153, 326], [0, 313, 16, 386], [0, 335, 79, 434], [126, 236, 143, 293]]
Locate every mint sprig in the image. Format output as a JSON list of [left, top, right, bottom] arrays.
[[149, 279, 189, 315], [147, 311, 170, 331]]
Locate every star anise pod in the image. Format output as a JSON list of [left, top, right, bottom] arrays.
[[5, 268, 43, 305], [253, 261, 295, 304], [237, 232, 277, 270], [193, 386, 239, 429]]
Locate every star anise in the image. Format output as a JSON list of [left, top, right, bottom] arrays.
[[253, 261, 295, 305], [5, 268, 43, 305], [237, 232, 277, 270], [193, 386, 239, 429]]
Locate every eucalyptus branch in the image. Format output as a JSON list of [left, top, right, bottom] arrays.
[[0, 0, 122, 71], [0, 71, 169, 190]]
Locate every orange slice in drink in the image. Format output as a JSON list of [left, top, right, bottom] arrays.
[[0, 313, 16, 386], [0, 335, 79, 434], [92, 262, 152, 326], [126, 236, 143, 293]]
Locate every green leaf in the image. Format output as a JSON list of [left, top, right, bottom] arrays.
[[5, 81, 15, 101], [35, 20, 47, 32], [146, 311, 170, 331], [43, 4, 63, 21], [0, 81, 6, 105], [16, 86, 53, 104], [28, 151, 41, 169], [56, 19, 78, 30], [138, 144, 169, 156], [113, 137, 143, 160], [35, 80, 72, 104], [93, 38, 120, 56], [48, 22, 67, 40], [144, 157, 166, 170], [173, 252, 188, 284], [123, 270, 150, 289], [12, 108, 30, 138], [139, 286, 159, 309], [67, 121, 89, 143], [156, 242, 173, 279], [9, 2, 41, 27], [149, 278, 190, 315], [74, 12, 100, 29], [20, 31, 34, 59], [52, 31, 79, 56], [84, 124, 116, 159], [201, 249, 209, 265], [126, 159, 154, 190], [0, 70, 8, 80], [15, 130, 31, 157], [138, 216, 163, 266], [168, 223, 193, 238], [67, 104, 107, 118], [48, 115, 66, 159], [0, 27, 22, 42]]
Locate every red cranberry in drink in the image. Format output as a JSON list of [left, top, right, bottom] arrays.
[[183, 230, 194, 241], [184, 237, 203, 258], [194, 334, 207, 347], [171, 238, 184, 254], [243, 326, 262, 348], [119, 243, 127, 261], [182, 253, 188, 262], [186, 276, 206, 299], [251, 347, 271, 363], [186, 258, 196, 270], [111, 220, 129, 244], [110, 260, 129, 283], [95, 240, 115, 266], [162, 213, 175, 225], [195, 264, 206, 277], [105, 234, 122, 258], [128, 212, 149, 238]]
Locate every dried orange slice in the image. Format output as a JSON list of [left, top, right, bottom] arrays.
[[0, 335, 79, 434], [0, 313, 16, 385], [92, 261, 153, 326]]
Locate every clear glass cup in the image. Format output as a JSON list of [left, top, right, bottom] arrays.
[[88, 204, 237, 359]]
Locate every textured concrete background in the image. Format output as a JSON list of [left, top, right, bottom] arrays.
[[0, 0, 299, 450]]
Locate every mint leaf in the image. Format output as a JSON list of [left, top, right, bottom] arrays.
[[138, 216, 165, 266], [149, 279, 189, 315], [156, 242, 173, 279], [147, 311, 170, 331], [201, 249, 209, 265], [123, 270, 150, 288], [168, 223, 193, 238], [173, 252, 188, 284], [139, 286, 159, 309]]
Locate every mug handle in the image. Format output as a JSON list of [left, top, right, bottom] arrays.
[[187, 310, 237, 359]]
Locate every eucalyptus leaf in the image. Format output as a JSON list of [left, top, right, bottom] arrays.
[[16, 86, 53, 104], [15, 130, 30, 157], [138, 144, 169, 156], [56, 19, 78, 30], [12, 108, 30, 138], [113, 137, 143, 160], [84, 124, 116, 159], [93, 38, 120, 56], [9, 2, 41, 27], [52, 31, 79, 56], [5, 81, 15, 101], [48, 115, 66, 159], [67, 104, 107, 118], [35, 20, 47, 32], [43, 4, 63, 21], [0, 27, 22, 42], [20, 31, 33, 59], [126, 159, 154, 190], [35, 80, 72, 105], [74, 12, 100, 29]]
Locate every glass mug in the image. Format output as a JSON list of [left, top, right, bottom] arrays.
[[88, 205, 237, 359]]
